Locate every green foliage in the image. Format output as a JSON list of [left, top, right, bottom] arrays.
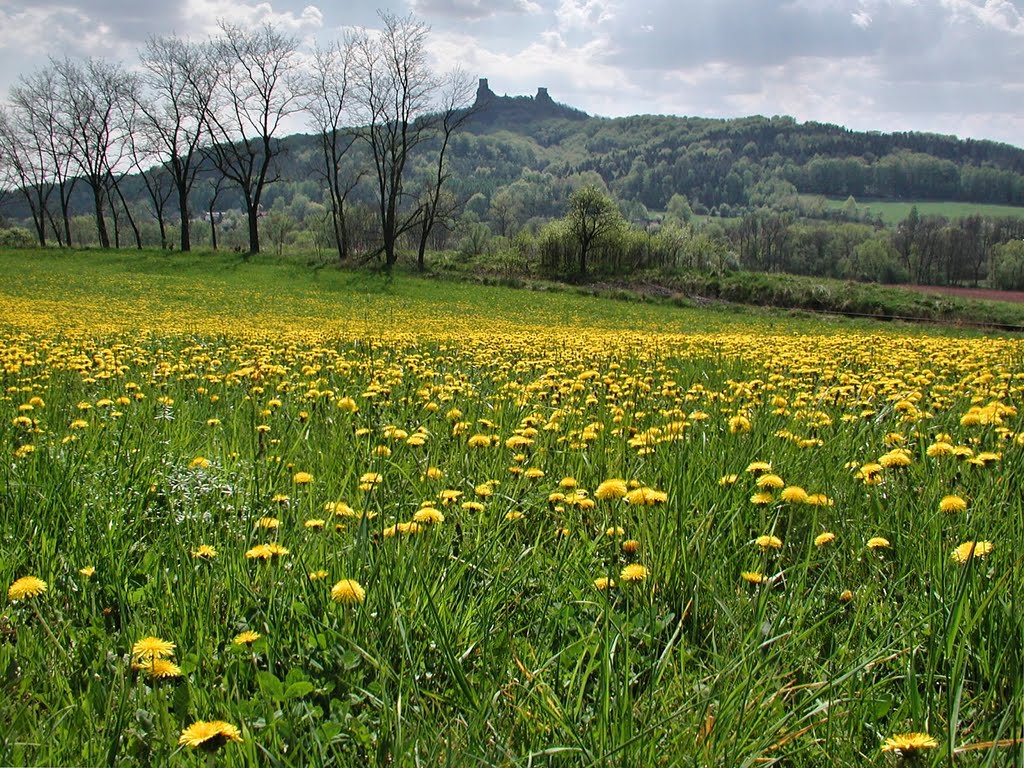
[[990, 240, 1024, 290]]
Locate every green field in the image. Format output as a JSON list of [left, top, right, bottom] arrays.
[[2, 249, 1023, 766], [808, 196, 1024, 225]]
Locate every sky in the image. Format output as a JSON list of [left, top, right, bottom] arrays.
[[1, 0, 1023, 147]]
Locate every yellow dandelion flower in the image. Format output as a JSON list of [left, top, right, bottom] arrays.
[[741, 571, 766, 585], [779, 486, 808, 504], [756, 474, 784, 490], [308, 570, 329, 581], [814, 532, 836, 547], [750, 491, 774, 505], [926, 441, 955, 457], [619, 564, 649, 583], [461, 501, 485, 512], [504, 510, 524, 521], [330, 579, 366, 605], [745, 461, 772, 475], [866, 536, 890, 550], [880, 732, 938, 755], [467, 433, 492, 448], [593, 576, 615, 590], [719, 474, 739, 486], [951, 540, 994, 564], [939, 495, 967, 513], [425, 466, 444, 480], [524, 467, 546, 479], [292, 471, 313, 485], [192, 545, 218, 559], [805, 493, 833, 507], [132, 636, 176, 661], [189, 456, 210, 469], [605, 526, 625, 537], [178, 720, 243, 750], [304, 518, 326, 529], [755, 535, 783, 550], [141, 658, 183, 679], [622, 539, 640, 554], [8, 575, 47, 601], [839, 589, 854, 603], [729, 415, 752, 433], [233, 630, 261, 646], [413, 507, 444, 524], [257, 517, 280, 529], [594, 478, 628, 499], [624, 486, 668, 505], [79, 566, 96, 578], [245, 543, 290, 560]]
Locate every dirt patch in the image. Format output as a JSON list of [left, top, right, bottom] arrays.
[[902, 285, 1024, 304]]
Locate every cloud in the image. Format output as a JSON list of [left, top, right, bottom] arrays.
[[411, 0, 543, 21], [182, 0, 325, 37]]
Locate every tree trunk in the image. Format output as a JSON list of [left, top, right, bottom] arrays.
[[93, 184, 110, 248], [178, 187, 191, 252], [247, 206, 260, 256]]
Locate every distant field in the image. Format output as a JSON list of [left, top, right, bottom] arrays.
[[807, 196, 1024, 225]]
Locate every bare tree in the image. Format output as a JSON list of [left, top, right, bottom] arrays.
[[305, 41, 364, 261], [205, 21, 303, 256], [52, 57, 135, 249], [414, 70, 476, 271], [350, 12, 440, 269], [0, 106, 54, 246], [136, 35, 221, 252], [10, 66, 78, 246]]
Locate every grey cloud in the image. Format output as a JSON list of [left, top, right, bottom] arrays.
[[411, 0, 540, 21]]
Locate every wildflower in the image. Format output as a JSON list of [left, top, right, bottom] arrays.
[[926, 441, 955, 457], [190, 456, 210, 469], [741, 571, 766, 585], [308, 570, 329, 581], [805, 493, 833, 507], [594, 576, 615, 590], [755, 535, 783, 550], [141, 658, 182, 679], [233, 631, 261, 646], [467, 433, 492, 448], [606, 526, 625, 537], [839, 589, 854, 603], [304, 519, 326, 529], [814, 532, 836, 547], [293, 471, 314, 485], [880, 732, 938, 756], [524, 467, 545, 479], [866, 537, 890, 550], [879, 449, 911, 468], [272, 493, 290, 505], [779, 486, 808, 504], [939, 495, 967, 513], [624, 486, 668, 505], [245, 543, 289, 560], [750, 492, 774, 505], [257, 517, 280, 529], [79, 566, 96, 578], [8, 576, 47, 601], [413, 507, 444, 524], [719, 474, 738, 486], [756, 474, 784, 490], [439, 489, 463, 505], [951, 540, 994, 564], [619, 564, 649, 583], [179, 720, 243, 751], [462, 501, 485, 512], [425, 466, 443, 480], [192, 545, 218, 560], [622, 539, 640, 555], [504, 510, 524, 521], [132, 636, 176, 661], [745, 461, 772, 475], [595, 478, 628, 499], [330, 579, 366, 605]]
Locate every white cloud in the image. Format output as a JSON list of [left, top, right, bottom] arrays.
[[182, 0, 324, 37]]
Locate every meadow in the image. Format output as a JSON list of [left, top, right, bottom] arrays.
[[806, 197, 1024, 226], [2, 249, 1023, 766]]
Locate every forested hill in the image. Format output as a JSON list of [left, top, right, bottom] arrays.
[[449, 89, 1024, 212]]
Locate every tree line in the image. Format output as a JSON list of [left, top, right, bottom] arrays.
[[0, 12, 473, 265]]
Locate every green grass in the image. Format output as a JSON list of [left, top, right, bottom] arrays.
[[1, 248, 1023, 766], [805, 196, 1024, 225]]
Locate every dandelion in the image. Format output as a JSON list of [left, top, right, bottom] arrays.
[[8, 576, 47, 601], [719, 474, 739, 486], [756, 474, 784, 490], [880, 732, 938, 756], [593, 576, 615, 590], [505, 510, 524, 522], [750, 491, 774, 505], [745, 461, 772, 475], [606, 526, 625, 537], [190, 456, 210, 469], [729, 415, 751, 433], [622, 539, 640, 555], [132, 636, 176, 661], [619, 564, 648, 583], [293, 471, 314, 485], [308, 570, 329, 581], [951, 540, 994, 564], [938, 494, 967, 513], [413, 507, 444, 524], [624, 486, 668, 505], [79, 566, 96, 578], [245, 543, 289, 560], [140, 658, 182, 679], [839, 589, 854, 603], [192, 545, 218, 559], [304, 519, 326, 529], [524, 467, 545, 479], [778, 486, 808, 504], [755, 535, 783, 550], [814, 532, 836, 547], [805, 493, 833, 507], [257, 517, 280, 529], [179, 720, 243, 751], [594, 478, 628, 499], [330, 579, 366, 605], [866, 537, 890, 550], [741, 571, 766, 585], [233, 631, 261, 646], [462, 501, 485, 512]]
